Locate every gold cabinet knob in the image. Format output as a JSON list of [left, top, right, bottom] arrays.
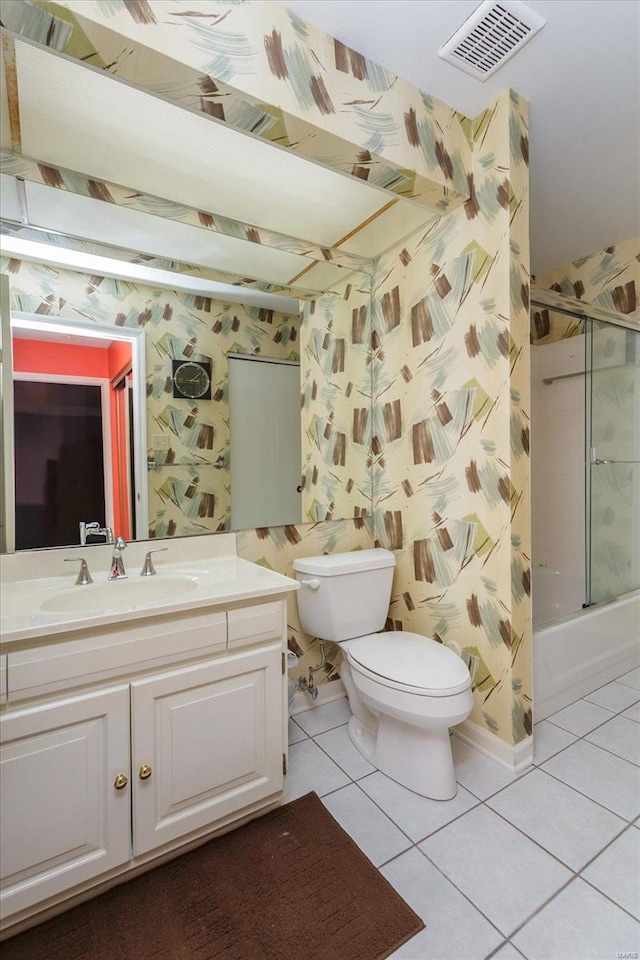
[[114, 773, 128, 790], [138, 764, 152, 780]]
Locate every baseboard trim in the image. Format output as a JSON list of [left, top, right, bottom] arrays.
[[454, 720, 534, 773], [290, 679, 347, 716]]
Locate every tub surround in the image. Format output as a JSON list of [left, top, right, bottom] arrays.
[[530, 336, 586, 583]]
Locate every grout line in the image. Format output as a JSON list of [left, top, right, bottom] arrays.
[[539, 672, 638, 726], [310, 726, 376, 783], [578, 873, 640, 924], [290, 670, 638, 959], [486, 941, 527, 960], [536, 762, 637, 822], [292, 717, 351, 739], [356, 776, 482, 849], [582, 733, 640, 768], [406, 843, 508, 942]]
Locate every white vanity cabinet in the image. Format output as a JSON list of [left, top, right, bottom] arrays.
[[0, 594, 289, 933], [131, 642, 283, 856], [0, 685, 131, 918]]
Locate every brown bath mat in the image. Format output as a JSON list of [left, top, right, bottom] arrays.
[[3, 791, 424, 960]]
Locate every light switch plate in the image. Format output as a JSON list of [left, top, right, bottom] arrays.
[[153, 434, 170, 450]]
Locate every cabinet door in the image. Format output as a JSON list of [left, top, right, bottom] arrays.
[[0, 685, 131, 919], [131, 644, 283, 856]]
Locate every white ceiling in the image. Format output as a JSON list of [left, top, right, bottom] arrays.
[[285, 0, 640, 275]]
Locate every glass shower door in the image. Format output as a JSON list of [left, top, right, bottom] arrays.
[[586, 319, 640, 605]]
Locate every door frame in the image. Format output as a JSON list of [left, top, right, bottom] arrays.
[[13, 371, 115, 537], [9, 313, 148, 545]]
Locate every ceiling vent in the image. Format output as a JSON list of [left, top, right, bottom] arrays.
[[438, 1, 546, 81]]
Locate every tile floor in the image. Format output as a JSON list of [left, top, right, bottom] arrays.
[[285, 666, 640, 960]]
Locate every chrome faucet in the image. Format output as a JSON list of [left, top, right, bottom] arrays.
[[80, 521, 114, 545], [108, 537, 127, 581], [140, 547, 167, 577], [64, 557, 93, 585]]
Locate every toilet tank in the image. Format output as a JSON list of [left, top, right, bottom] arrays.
[[293, 549, 395, 643]]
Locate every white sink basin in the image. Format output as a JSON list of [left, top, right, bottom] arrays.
[[41, 576, 198, 613]]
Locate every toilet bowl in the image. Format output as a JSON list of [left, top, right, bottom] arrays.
[[293, 549, 473, 800]]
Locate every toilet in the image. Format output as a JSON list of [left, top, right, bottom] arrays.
[[293, 548, 473, 800]]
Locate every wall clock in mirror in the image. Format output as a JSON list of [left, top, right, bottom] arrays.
[[171, 360, 212, 400]]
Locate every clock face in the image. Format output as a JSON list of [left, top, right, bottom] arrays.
[[172, 360, 212, 400]]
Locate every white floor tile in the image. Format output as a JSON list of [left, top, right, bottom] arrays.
[[314, 723, 375, 780], [546, 698, 614, 737], [419, 806, 571, 936], [321, 784, 411, 867], [542, 740, 640, 821], [486, 768, 625, 870], [585, 680, 640, 713], [582, 828, 640, 919], [618, 667, 640, 691], [451, 736, 519, 800], [288, 718, 307, 744], [286, 738, 350, 801], [292, 697, 352, 736], [533, 720, 577, 765], [623, 702, 640, 723], [491, 945, 525, 960], [586, 715, 640, 766], [512, 878, 640, 960], [382, 848, 503, 960], [359, 770, 479, 843]]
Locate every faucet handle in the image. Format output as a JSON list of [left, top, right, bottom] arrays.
[[64, 557, 93, 586], [140, 548, 168, 577]]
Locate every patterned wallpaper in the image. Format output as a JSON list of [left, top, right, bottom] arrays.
[[3, 258, 300, 536], [531, 235, 640, 343], [371, 91, 532, 746], [0, 152, 370, 292], [301, 272, 372, 523], [10, 0, 473, 212], [2, 0, 532, 749]]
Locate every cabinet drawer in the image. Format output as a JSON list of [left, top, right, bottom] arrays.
[[7, 609, 227, 701], [227, 601, 283, 650]]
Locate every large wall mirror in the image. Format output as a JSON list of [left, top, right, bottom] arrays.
[[0, 26, 432, 552]]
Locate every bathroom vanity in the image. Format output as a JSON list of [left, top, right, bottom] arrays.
[[0, 534, 298, 936]]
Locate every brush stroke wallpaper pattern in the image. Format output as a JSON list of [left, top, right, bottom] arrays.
[[300, 272, 372, 523], [2, 257, 375, 684], [531, 235, 640, 343], [0, 151, 370, 291], [372, 91, 532, 746], [4, 259, 300, 536], [6, 0, 472, 212], [3, 0, 531, 750]]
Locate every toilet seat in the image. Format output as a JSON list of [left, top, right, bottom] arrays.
[[344, 631, 471, 697]]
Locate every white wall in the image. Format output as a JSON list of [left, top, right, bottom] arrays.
[[530, 336, 586, 581]]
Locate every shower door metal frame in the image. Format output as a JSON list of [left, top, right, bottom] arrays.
[[531, 287, 640, 608]]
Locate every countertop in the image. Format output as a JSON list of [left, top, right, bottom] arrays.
[[1, 537, 299, 650]]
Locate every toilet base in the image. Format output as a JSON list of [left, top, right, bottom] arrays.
[[347, 713, 458, 801]]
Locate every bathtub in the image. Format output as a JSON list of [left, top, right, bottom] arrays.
[[532, 568, 585, 626], [533, 569, 640, 720]]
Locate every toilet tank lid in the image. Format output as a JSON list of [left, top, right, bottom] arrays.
[[293, 548, 395, 576]]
